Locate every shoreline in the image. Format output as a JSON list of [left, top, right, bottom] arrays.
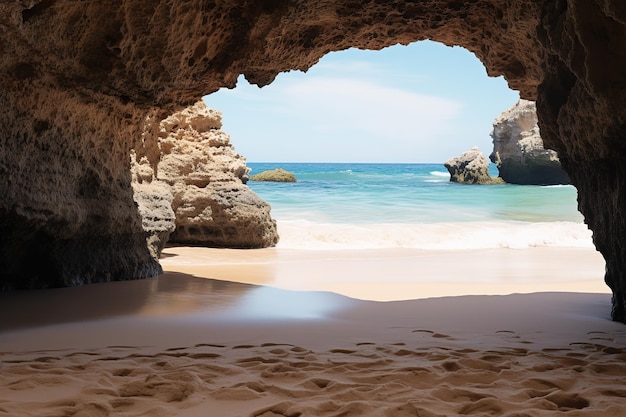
[[160, 245, 609, 301]]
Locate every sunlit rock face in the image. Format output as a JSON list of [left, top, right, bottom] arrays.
[[490, 100, 570, 185], [2, 1, 626, 320], [155, 101, 279, 248], [130, 150, 176, 261], [444, 147, 503, 185]]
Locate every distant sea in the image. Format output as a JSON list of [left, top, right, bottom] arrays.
[[246, 163, 593, 250]]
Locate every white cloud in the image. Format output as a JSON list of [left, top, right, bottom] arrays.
[[312, 58, 388, 78], [272, 76, 462, 143], [312, 55, 430, 85]]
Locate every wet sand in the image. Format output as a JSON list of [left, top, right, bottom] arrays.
[[2, 246, 626, 416]]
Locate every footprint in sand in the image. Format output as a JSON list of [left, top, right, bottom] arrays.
[[568, 342, 624, 354], [458, 397, 503, 415], [236, 356, 282, 365], [587, 331, 615, 342], [495, 330, 534, 345], [392, 348, 423, 357], [495, 330, 517, 335], [289, 346, 309, 353], [328, 349, 357, 355], [194, 343, 226, 348], [544, 392, 590, 410], [261, 343, 294, 348], [211, 381, 266, 401], [164, 347, 188, 352], [412, 329, 454, 339], [188, 352, 221, 359], [232, 344, 256, 349], [251, 401, 301, 417]]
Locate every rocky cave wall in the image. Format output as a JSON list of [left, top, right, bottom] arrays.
[[2, 1, 626, 320], [0, 83, 161, 289], [534, 1, 626, 322]]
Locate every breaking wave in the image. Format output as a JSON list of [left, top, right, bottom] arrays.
[[275, 220, 593, 250]]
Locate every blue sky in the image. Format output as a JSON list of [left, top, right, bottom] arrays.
[[203, 40, 520, 163]]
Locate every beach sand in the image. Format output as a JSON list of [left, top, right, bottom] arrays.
[[2, 246, 626, 416], [160, 245, 609, 301]]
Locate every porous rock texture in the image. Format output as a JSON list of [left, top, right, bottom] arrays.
[[2, 1, 626, 321], [131, 150, 176, 260], [445, 147, 504, 185], [490, 100, 570, 185], [156, 101, 278, 248]]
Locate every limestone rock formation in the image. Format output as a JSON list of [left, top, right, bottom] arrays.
[[0, 88, 162, 290], [490, 100, 570, 185], [2, 1, 626, 320], [155, 101, 279, 248], [250, 168, 297, 183], [445, 147, 504, 185], [131, 151, 176, 260]]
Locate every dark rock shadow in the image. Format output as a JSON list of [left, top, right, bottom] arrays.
[[0, 272, 255, 332]]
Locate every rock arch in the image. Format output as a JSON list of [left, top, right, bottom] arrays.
[[1, 1, 626, 320]]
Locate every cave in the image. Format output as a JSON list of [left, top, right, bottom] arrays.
[[1, 1, 626, 321]]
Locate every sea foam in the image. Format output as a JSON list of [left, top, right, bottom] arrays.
[[275, 220, 594, 250]]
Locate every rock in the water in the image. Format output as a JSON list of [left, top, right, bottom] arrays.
[[155, 101, 279, 248], [250, 168, 297, 183], [490, 100, 570, 185], [445, 147, 504, 185]]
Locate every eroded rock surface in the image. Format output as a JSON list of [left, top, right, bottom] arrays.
[[0, 86, 162, 290], [490, 100, 570, 185], [131, 151, 176, 260], [533, 2, 626, 322], [445, 147, 504, 185], [2, 1, 626, 320], [155, 101, 278, 248]]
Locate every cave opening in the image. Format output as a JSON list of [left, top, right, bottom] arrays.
[[3, 0, 624, 320], [188, 40, 605, 301]]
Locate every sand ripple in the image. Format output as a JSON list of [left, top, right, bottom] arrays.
[[2, 331, 626, 416]]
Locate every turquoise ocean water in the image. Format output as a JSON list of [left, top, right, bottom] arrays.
[[246, 163, 593, 250]]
